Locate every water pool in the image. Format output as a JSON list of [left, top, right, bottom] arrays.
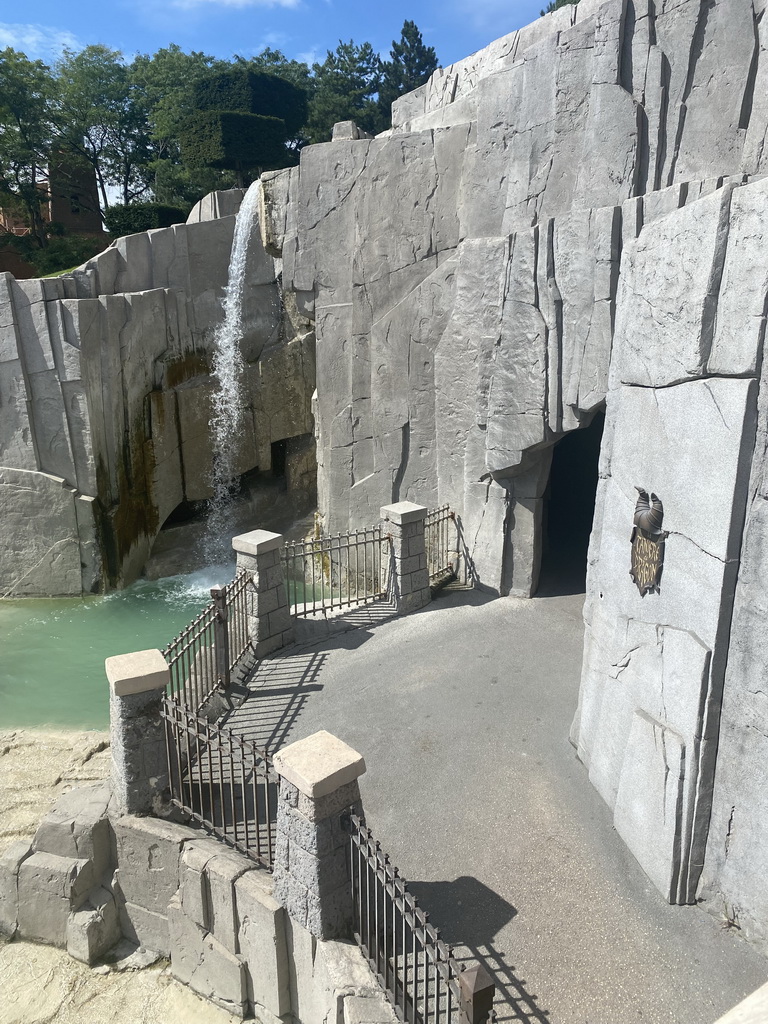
[[0, 566, 234, 730]]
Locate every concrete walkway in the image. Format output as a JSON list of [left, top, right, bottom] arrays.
[[225, 588, 768, 1024]]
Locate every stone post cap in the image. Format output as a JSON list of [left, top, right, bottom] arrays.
[[232, 529, 283, 556], [380, 501, 428, 525], [106, 649, 169, 697], [273, 730, 366, 798]]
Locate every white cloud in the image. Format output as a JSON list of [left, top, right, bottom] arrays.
[[252, 30, 290, 52], [296, 48, 320, 65], [172, 0, 301, 9], [0, 22, 82, 60]]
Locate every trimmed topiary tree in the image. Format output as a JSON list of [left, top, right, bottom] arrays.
[[178, 67, 308, 184], [179, 110, 288, 182], [104, 202, 187, 236]]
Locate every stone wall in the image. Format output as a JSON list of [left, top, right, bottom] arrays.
[[258, 0, 768, 954], [0, 190, 316, 596], [261, 0, 768, 592], [0, 786, 395, 1024]]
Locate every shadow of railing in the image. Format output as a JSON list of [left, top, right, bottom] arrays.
[[455, 513, 482, 590], [220, 648, 330, 750], [408, 876, 551, 1023]]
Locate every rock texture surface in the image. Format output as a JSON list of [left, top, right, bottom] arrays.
[[0, 191, 315, 596], [262, 0, 768, 592], [256, 0, 768, 955]]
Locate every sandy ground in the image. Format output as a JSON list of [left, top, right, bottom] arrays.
[[0, 730, 240, 1024]]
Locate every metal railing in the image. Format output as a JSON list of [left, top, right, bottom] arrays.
[[161, 696, 277, 868], [163, 571, 252, 709], [345, 813, 494, 1024], [425, 506, 457, 583], [281, 527, 387, 617]]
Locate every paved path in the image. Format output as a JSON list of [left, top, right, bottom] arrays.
[[226, 589, 768, 1024]]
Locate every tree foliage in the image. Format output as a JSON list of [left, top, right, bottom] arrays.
[[540, 0, 581, 15], [307, 41, 383, 143], [103, 201, 187, 236], [0, 48, 54, 244], [0, 18, 440, 254], [378, 21, 438, 120], [53, 45, 151, 208]]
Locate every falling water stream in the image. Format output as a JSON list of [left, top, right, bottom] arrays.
[[205, 179, 263, 564], [0, 181, 294, 731]]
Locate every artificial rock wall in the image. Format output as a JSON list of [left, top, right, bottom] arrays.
[[0, 190, 315, 596], [259, 0, 768, 952]]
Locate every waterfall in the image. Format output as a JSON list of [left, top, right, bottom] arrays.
[[205, 179, 263, 564]]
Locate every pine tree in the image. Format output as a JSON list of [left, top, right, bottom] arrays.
[[306, 41, 382, 143], [378, 21, 439, 125], [540, 0, 581, 16]]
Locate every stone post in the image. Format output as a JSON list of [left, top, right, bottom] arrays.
[[380, 501, 431, 614], [458, 965, 496, 1024], [232, 529, 294, 658], [272, 731, 366, 941], [107, 649, 169, 817]]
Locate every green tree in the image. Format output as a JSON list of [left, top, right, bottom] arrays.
[[307, 41, 382, 143], [378, 21, 438, 126], [179, 66, 308, 186], [129, 45, 228, 206], [54, 45, 151, 209], [540, 0, 580, 15], [239, 48, 312, 92], [238, 49, 312, 152], [0, 48, 54, 246]]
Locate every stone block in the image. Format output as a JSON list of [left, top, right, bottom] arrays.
[[119, 899, 171, 955], [235, 870, 291, 1018], [253, 633, 285, 659], [205, 849, 253, 954], [67, 886, 121, 964], [274, 732, 366, 800], [0, 841, 31, 938], [278, 805, 338, 856], [111, 816, 191, 918], [380, 501, 428, 525], [33, 781, 113, 880], [17, 852, 93, 945], [267, 607, 293, 636], [288, 841, 348, 894], [233, 530, 283, 557], [105, 648, 169, 697], [168, 895, 249, 1016], [272, 866, 309, 928], [306, 881, 353, 941], [178, 837, 224, 930], [712, 982, 768, 1024], [296, 779, 362, 824], [344, 994, 399, 1024], [397, 591, 431, 615], [110, 685, 168, 817], [614, 711, 686, 903]]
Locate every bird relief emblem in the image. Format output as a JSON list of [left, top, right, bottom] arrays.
[[629, 488, 667, 596]]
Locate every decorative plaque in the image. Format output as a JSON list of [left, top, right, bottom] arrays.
[[629, 487, 667, 597]]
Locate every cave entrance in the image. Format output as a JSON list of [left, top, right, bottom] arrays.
[[537, 409, 605, 597]]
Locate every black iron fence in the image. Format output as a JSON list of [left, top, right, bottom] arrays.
[[281, 527, 387, 617], [345, 813, 495, 1024], [163, 571, 251, 709], [161, 696, 277, 868], [425, 506, 457, 584]]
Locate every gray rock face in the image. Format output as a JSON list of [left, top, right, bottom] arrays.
[[0, 193, 316, 596], [256, 0, 768, 954], [262, 0, 768, 595]]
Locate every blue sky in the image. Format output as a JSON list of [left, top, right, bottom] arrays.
[[0, 0, 549, 71]]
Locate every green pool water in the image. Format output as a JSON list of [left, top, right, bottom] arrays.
[[0, 566, 235, 731]]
